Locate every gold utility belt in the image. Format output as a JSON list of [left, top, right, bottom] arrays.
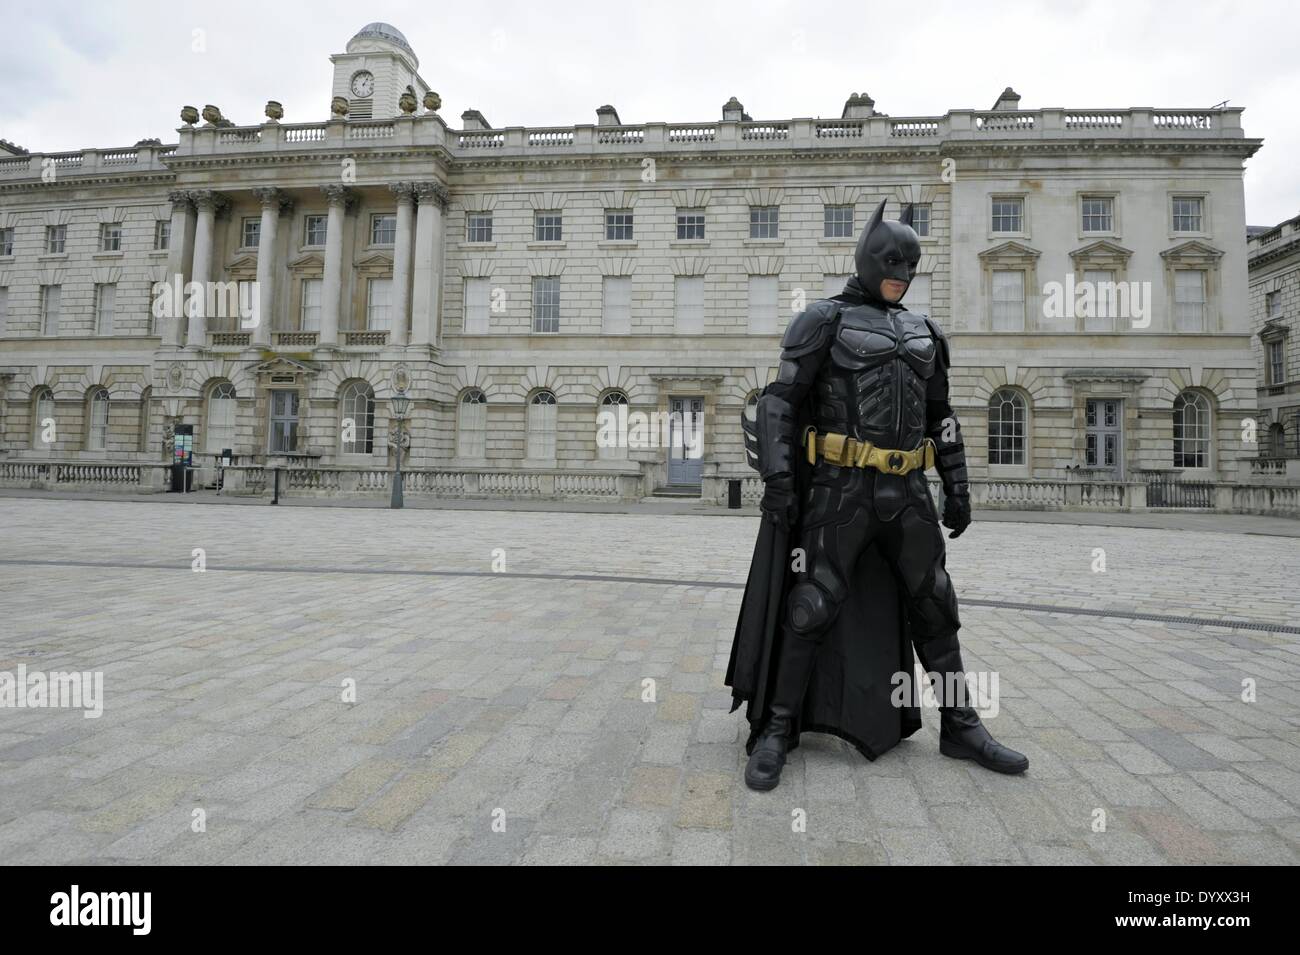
[[803, 427, 935, 475]]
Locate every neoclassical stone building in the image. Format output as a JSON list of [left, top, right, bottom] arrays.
[[1249, 213, 1300, 466], [0, 23, 1268, 504]]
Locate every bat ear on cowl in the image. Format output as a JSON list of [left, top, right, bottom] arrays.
[[899, 203, 914, 228], [865, 198, 887, 236]]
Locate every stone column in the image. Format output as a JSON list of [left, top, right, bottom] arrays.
[[162, 191, 194, 348], [411, 182, 449, 347], [389, 182, 417, 346], [186, 189, 223, 348], [251, 188, 292, 347], [319, 184, 353, 348]]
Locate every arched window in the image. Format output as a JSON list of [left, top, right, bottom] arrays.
[[1173, 391, 1211, 469], [987, 388, 1027, 466], [339, 381, 376, 454], [31, 387, 54, 450], [597, 391, 628, 460], [527, 390, 557, 459], [1266, 422, 1286, 458], [205, 381, 237, 453], [457, 389, 487, 459], [86, 388, 110, 452], [138, 387, 152, 453]]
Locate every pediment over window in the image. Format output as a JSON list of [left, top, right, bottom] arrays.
[[287, 251, 325, 272], [1259, 320, 1290, 344], [253, 356, 320, 379], [978, 240, 1041, 266], [1069, 239, 1133, 266], [356, 251, 394, 276], [226, 253, 258, 272], [1160, 240, 1224, 266]]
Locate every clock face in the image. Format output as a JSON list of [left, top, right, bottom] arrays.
[[350, 71, 374, 97]]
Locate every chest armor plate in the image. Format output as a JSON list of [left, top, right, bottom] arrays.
[[814, 304, 937, 447]]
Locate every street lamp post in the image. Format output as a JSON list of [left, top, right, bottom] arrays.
[[389, 393, 411, 509]]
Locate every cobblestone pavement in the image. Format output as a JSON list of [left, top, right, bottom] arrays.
[[1, 497, 1297, 865]]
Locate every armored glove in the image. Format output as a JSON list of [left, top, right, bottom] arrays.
[[942, 493, 971, 539], [760, 474, 799, 531]]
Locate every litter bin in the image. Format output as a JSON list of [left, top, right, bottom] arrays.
[[727, 478, 742, 509]]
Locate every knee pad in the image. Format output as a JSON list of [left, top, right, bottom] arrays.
[[787, 581, 836, 635]]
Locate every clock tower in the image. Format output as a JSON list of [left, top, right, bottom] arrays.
[[329, 23, 431, 120]]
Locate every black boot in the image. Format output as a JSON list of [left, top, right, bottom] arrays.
[[744, 628, 819, 792], [915, 631, 1029, 775], [744, 708, 794, 791]]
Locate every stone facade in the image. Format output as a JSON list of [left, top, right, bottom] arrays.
[[0, 24, 1266, 500], [1248, 214, 1300, 464]]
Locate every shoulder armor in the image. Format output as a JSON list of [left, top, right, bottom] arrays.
[[780, 298, 840, 358], [923, 316, 951, 369]]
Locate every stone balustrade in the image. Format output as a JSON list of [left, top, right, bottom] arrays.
[[0, 108, 1247, 182]]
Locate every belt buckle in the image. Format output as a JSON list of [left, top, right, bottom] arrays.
[[882, 449, 909, 475]]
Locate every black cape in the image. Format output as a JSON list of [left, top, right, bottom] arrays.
[[726, 311, 923, 760]]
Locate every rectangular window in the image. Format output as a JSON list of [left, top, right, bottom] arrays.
[[906, 274, 932, 315], [748, 275, 779, 334], [0, 287, 8, 336], [268, 390, 299, 454], [527, 398, 557, 459], [1267, 341, 1285, 386], [0, 227, 13, 256], [46, 225, 66, 254], [304, 215, 328, 246], [912, 204, 931, 237], [241, 217, 261, 248], [41, 284, 61, 335], [605, 209, 634, 241], [676, 209, 705, 240], [463, 277, 491, 334], [991, 270, 1025, 331], [1266, 290, 1281, 318], [154, 220, 170, 251], [991, 198, 1023, 233], [534, 212, 563, 242], [466, 213, 493, 243], [1172, 197, 1203, 233], [1083, 269, 1116, 332], [370, 213, 396, 245], [823, 274, 852, 299], [299, 278, 322, 331], [99, 222, 122, 252], [823, 205, 853, 238], [749, 206, 779, 239], [366, 277, 392, 330], [674, 276, 704, 334], [532, 276, 560, 332], [95, 283, 117, 335], [1174, 269, 1206, 331], [1081, 197, 1113, 233], [602, 276, 631, 334]]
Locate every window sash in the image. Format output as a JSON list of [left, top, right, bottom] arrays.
[[534, 213, 563, 242], [0, 227, 15, 256], [42, 285, 61, 335], [527, 399, 557, 458], [1174, 270, 1206, 331], [1081, 198, 1113, 233], [602, 276, 632, 334], [747, 275, 778, 334], [676, 210, 705, 240], [466, 214, 493, 243], [464, 278, 491, 334], [370, 214, 396, 245], [88, 393, 109, 451], [991, 199, 1023, 233], [749, 206, 779, 239], [366, 278, 393, 330], [304, 215, 328, 246], [605, 211, 634, 241], [300, 279, 322, 331], [241, 218, 261, 248], [532, 277, 560, 332], [95, 284, 116, 335], [990, 270, 1025, 330], [823, 205, 853, 238], [675, 276, 704, 334], [457, 396, 487, 458], [47, 226, 66, 253], [1172, 197, 1203, 232], [154, 221, 170, 251], [912, 204, 931, 237]]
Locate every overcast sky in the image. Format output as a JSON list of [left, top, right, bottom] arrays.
[[2, 0, 1295, 225]]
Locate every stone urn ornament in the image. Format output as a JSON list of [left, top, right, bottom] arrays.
[[399, 91, 418, 115], [180, 105, 200, 126], [201, 104, 224, 126], [423, 91, 442, 113], [264, 100, 284, 122], [330, 96, 349, 118]]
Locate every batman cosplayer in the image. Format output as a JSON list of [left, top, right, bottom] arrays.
[[727, 199, 1029, 791]]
